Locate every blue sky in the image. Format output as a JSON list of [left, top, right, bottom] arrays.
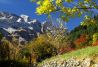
[[0, 0, 92, 30], [0, 0, 47, 21]]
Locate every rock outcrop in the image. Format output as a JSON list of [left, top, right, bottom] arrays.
[[39, 57, 98, 67]]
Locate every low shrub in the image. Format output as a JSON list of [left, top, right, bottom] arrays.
[[31, 42, 57, 62], [74, 34, 88, 48], [20, 35, 57, 63]]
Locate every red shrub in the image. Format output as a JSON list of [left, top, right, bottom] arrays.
[[58, 45, 74, 54], [74, 34, 88, 48], [92, 40, 98, 46]]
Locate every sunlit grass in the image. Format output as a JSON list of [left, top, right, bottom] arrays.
[[39, 46, 98, 65]]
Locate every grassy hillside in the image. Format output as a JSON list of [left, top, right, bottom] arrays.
[[39, 46, 98, 65]]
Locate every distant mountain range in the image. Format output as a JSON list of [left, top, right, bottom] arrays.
[[0, 11, 67, 43], [0, 11, 43, 42]]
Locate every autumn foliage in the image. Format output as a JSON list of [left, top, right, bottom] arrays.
[[74, 34, 88, 48], [92, 40, 98, 46]]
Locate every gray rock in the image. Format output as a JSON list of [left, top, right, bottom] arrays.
[[92, 64, 98, 67], [65, 58, 79, 67], [80, 58, 91, 67], [41, 58, 93, 67]]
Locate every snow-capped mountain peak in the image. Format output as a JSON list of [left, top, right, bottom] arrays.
[[0, 11, 42, 41], [20, 14, 30, 22]]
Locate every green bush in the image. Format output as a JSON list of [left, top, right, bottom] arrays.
[[0, 38, 11, 61], [31, 42, 57, 62], [0, 38, 19, 61], [26, 35, 57, 62]]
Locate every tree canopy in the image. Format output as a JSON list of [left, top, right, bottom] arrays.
[[32, 0, 98, 26]]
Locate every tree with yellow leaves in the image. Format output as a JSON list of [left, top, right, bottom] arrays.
[[32, 0, 98, 26]]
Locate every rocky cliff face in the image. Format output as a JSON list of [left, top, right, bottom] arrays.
[[0, 11, 42, 42]]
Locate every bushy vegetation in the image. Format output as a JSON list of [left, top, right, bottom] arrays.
[[19, 34, 71, 63], [19, 35, 57, 63], [68, 15, 98, 49], [29, 36, 57, 62]]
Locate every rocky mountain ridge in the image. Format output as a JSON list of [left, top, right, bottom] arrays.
[[0, 11, 42, 42]]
